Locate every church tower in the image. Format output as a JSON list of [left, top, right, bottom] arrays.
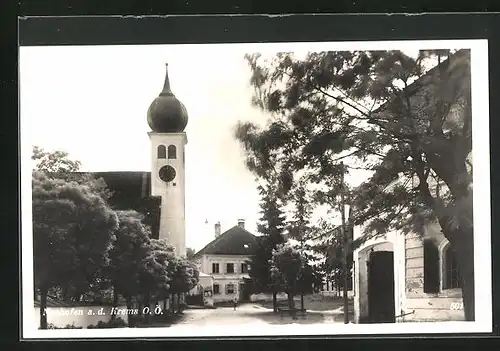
[[147, 64, 188, 257]]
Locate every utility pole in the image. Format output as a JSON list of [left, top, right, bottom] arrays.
[[340, 161, 349, 324]]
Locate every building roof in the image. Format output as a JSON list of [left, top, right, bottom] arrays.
[[373, 49, 469, 115], [85, 171, 162, 239], [194, 225, 259, 258]]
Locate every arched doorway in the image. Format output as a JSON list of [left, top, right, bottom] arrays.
[[367, 250, 395, 323]]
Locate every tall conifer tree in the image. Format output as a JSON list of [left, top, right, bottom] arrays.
[[248, 179, 286, 311]]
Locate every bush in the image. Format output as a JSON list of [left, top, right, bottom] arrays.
[[87, 317, 127, 329], [44, 323, 82, 329]]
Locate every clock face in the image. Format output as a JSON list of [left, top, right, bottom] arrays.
[[159, 165, 176, 182]]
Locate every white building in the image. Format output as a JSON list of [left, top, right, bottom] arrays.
[[353, 221, 464, 323], [192, 219, 258, 303]]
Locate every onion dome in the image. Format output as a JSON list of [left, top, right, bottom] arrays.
[[147, 64, 188, 133]]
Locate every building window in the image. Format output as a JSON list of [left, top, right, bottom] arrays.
[[157, 145, 166, 159], [213, 284, 220, 295], [444, 245, 461, 290], [212, 263, 219, 274], [226, 263, 234, 274], [168, 145, 177, 159], [225, 283, 235, 295], [423, 239, 440, 293], [241, 263, 248, 273]]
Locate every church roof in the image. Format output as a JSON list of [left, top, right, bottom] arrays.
[[194, 226, 259, 258], [82, 171, 162, 239], [91, 171, 151, 206]]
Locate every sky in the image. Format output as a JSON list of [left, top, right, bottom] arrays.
[[18, 42, 465, 252]]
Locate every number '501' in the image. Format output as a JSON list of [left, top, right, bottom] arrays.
[[450, 302, 464, 310]]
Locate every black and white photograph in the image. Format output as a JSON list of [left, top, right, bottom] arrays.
[[20, 39, 491, 338]]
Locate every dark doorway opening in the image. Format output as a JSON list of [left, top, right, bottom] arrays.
[[423, 239, 440, 293], [185, 294, 203, 306], [367, 250, 395, 323], [239, 282, 251, 302]]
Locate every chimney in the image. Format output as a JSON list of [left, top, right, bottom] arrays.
[[237, 218, 245, 229], [214, 221, 221, 238]]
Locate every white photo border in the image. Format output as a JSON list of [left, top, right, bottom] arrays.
[[20, 39, 491, 339]]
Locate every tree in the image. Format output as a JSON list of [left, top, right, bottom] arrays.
[[32, 146, 81, 173], [295, 245, 325, 310], [236, 49, 474, 320], [286, 180, 314, 310], [169, 257, 200, 314], [32, 146, 113, 200], [32, 147, 116, 302], [248, 180, 286, 311], [107, 210, 152, 324], [137, 239, 176, 324], [186, 248, 196, 261], [32, 172, 118, 329], [271, 243, 305, 317], [287, 180, 313, 241], [313, 225, 354, 296]]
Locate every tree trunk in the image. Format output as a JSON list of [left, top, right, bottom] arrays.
[[163, 298, 167, 315], [144, 293, 151, 324], [413, 147, 474, 321], [137, 300, 143, 319], [300, 294, 304, 311], [126, 296, 134, 327], [177, 293, 182, 314], [111, 286, 118, 321], [287, 293, 297, 319], [39, 285, 48, 329], [272, 291, 278, 313], [170, 293, 175, 314]]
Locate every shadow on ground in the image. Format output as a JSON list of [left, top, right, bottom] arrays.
[[238, 309, 355, 325], [255, 295, 354, 313]]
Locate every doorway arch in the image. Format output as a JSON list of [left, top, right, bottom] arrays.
[[356, 241, 396, 323]]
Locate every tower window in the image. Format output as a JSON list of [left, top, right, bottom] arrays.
[[168, 145, 177, 159], [157, 145, 166, 159]]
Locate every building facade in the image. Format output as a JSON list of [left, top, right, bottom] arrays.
[[402, 223, 464, 322], [353, 222, 464, 323], [193, 220, 257, 303]]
